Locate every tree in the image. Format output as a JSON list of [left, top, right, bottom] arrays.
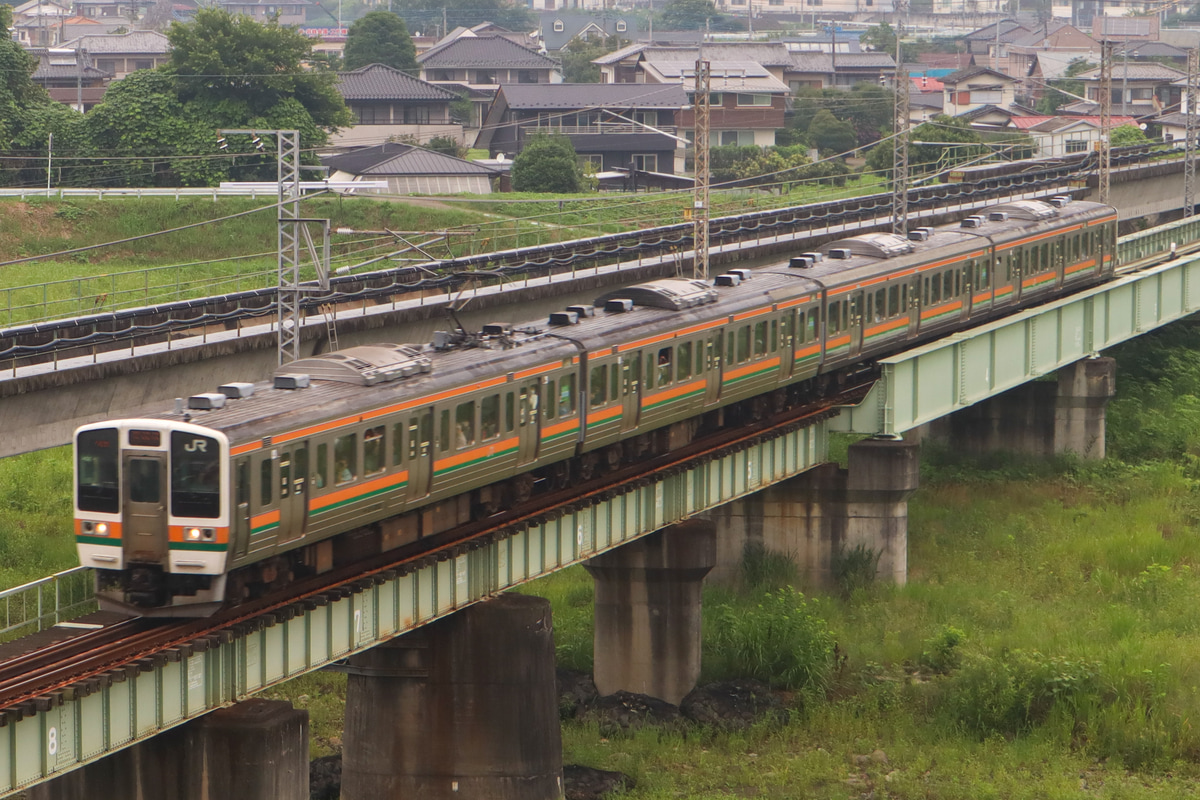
[[788, 85, 892, 149], [561, 35, 625, 83], [511, 134, 585, 193], [1111, 124, 1150, 147], [1035, 57, 1092, 114], [166, 8, 351, 137], [860, 22, 916, 62], [866, 114, 987, 177], [806, 109, 858, 154], [343, 11, 418, 73], [660, 0, 723, 30], [426, 135, 466, 158]]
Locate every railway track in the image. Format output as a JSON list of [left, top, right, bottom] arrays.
[[0, 379, 872, 716]]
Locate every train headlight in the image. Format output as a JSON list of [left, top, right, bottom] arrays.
[[82, 521, 109, 536], [185, 528, 215, 542], [96, 522, 108, 535]]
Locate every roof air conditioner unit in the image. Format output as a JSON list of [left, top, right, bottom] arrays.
[[481, 322, 511, 337], [605, 299, 634, 313], [188, 393, 226, 410], [549, 311, 580, 326], [274, 374, 311, 390], [565, 304, 594, 318], [988, 211, 1009, 222], [960, 216, 984, 229], [801, 251, 824, 262], [789, 256, 814, 268], [219, 382, 255, 399], [729, 268, 751, 281], [1049, 195, 1070, 208], [715, 273, 742, 287], [827, 248, 853, 259], [908, 229, 930, 242]]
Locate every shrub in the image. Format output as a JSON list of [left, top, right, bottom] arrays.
[[920, 625, 966, 674], [511, 134, 585, 193], [708, 587, 835, 692], [831, 544, 880, 597], [739, 542, 798, 590]]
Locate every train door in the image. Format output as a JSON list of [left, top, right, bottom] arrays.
[[408, 409, 434, 500], [704, 334, 722, 404], [1054, 237, 1066, 290], [122, 452, 168, 564], [517, 383, 541, 465], [277, 442, 308, 543], [961, 261, 975, 322], [847, 291, 864, 357], [907, 276, 921, 338], [233, 457, 251, 559], [620, 356, 642, 431]]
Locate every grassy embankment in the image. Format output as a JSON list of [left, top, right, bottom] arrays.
[[0, 176, 884, 326], [7, 318, 1200, 796]]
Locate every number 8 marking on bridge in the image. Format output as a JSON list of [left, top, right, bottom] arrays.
[[48, 726, 57, 756]]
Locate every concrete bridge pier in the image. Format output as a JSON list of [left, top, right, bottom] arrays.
[[28, 699, 308, 800], [708, 438, 920, 589], [917, 356, 1116, 459], [340, 593, 563, 800], [583, 518, 717, 705]]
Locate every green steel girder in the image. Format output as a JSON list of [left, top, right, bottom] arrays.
[[0, 422, 828, 796], [832, 248, 1200, 436]]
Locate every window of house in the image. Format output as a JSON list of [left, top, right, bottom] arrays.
[[356, 105, 377, 125], [133, 59, 152, 71], [715, 130, 755, 146], [553, 19, 564, 31], [1066, 139, 1087, 153], [404, 106, 430, 124], [616, 20, 627, 31], [969, 90, 1002, 104], [632, 154, 658, 171], [476, 70, 495, 84], [737, 93, 772, 106], [518, 70, 538, 83], [97, 58, 117, 73], [579, 154, 603, 171]]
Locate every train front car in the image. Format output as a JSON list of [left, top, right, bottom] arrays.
[[75, 420, 231, 616]]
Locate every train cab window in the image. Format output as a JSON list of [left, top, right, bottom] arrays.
[[77, 428, 119, 514], [505, 393, 516, 432], [737, 326, 752, 362], [259, 459, 272, 508], [678, 342, 692, 380], [482, 394, 500, 440], [753, 322, 767, 357], [363, 426, 386, 476], [334, 434, 357, 484], [456, 401, 476, 447], [656, 347, 673, 384], [315, 443, 328, 490], [590, 365, 607, 407], [559, 375, 576, 416], [170, 431, 221, 518]]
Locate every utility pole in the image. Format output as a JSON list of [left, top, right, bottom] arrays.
[[1099, 40, 1112, 204], [892, 0, 909, 236], [1186, 47, 1197, 217], [693, 30, 711, 282]]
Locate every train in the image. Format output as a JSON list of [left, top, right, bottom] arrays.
[[945, 143, 1166, 185], [74, 197, 1119, 615]]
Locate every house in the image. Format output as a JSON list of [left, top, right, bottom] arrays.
[[28, 47, 110, 110], [537, 12, 635, 52], [476, 83, 688, 174], [9, 0, 72, 46], [215, 0, 308, 26], [60, 31, 170, 78], [322, 142, 499, 195], [1068, 62, 1183, 118], [72, 0, 145, 21], [595, 42, 794, 85], [1007, 114, 1138, 156], [1116, 40, 1188, 66], [1000, 22, 1098, 80], [1091, 16, 1159, 42], [335, 64, 463, 147], [961, 20, 1030, 57], [418, 33, 562, 85], [942, 66, 1019, 117], [909, 91, 944, 124]]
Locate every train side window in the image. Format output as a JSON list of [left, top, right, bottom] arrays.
[[695, 340, 703, 374], [505, 394, 515, 432], [888, 285, 899, 316], [334, 434, 357, 484], [438, 409, 451, 451], [560, 374, 576, 416], [780, 315, 791, 348], [590, 365, 607, 407], [806, 309, 818, 341], [1041, 243, 1049, 269], [737, 326, 752, 362], [770, 320, 777, 352], [656, 347, 673, 384], [726, 333, 734, 365], [753, 322, 767, 357], [546, 381, 557, 418], [259, 458, 272, 508], [456, 401, 476, 447], [944, 270, 955, 298], [391, 423, 404, 467], [481, 394, 500, 441], [901, 284, 909, 311], [827, 302, 839, 333], [929, 276, 940, 304], [678, 342, 692, 380], [237, 460, 250, 506], [364, 426, 385, 476], [315, 443, 328, 490], [644, 355, 654, 390], [873, 289, 885, 322]]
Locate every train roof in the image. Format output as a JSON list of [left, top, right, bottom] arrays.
[[117, 198, 1115, 448]]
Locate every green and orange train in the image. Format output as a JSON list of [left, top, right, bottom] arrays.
[[74, 197, 1118, 614]]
